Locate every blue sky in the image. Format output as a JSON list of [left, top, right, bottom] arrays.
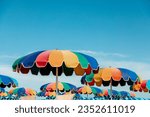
[[0, 0, 150, 98]]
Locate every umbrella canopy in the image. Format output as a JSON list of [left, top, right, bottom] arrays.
[[0, 74, 18, 88], [12, 50, 99, 76], [81, 67, 141, 100], [0, 92, 7, 97], [81, 68, 140, 86], [9, 87, 36, 97], [78, 86, 92, 94], [130, 80, 150, 93], [12, 50, 99, 96], [119, 91, 130, 97], [78, 86, 102, 95], [40, 82, 77, 92]]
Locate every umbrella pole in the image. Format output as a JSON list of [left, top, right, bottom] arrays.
[[56, 67, 59, 96], [110, 79, 112, 100]]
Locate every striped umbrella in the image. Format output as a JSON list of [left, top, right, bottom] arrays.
[[81, 68, 141, 99], [12, 50, 99, 95]]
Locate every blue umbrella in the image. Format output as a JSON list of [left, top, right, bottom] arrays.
[[40, 82, 77, 92], [12, 50, 99, 96], [0, 74, 18, 88]]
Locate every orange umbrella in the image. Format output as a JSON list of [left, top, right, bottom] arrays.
[[78, 85, 92, 94], [0, 92, 7, 97], [82, 67, 141, 99]]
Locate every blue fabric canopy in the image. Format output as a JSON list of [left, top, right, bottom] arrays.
[[118, 68, 138, 82], [119, 91, 130, 97], [0, 74, 18, 88], [108, 89, 119, 96], [20, 51, 44, 68]]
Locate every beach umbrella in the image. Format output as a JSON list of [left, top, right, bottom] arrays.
[[0, 88, 7, 99], [78, 86, 92, 94], [12, 50, 99, 95], [130, 80, 150, 93], [78, 86, 92, 99], [40, 82, 77, 92], [0, 74, 18, 88], [78, 86, 102, 99], [0, 92, 7, 97], [9, 87, 36, 97], [81, 68, 140, 99]]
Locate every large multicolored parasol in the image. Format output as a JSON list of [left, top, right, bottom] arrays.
[[12, 50, 99, 95]]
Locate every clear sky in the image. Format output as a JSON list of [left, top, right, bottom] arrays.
[[0, 0, 150, 98]]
